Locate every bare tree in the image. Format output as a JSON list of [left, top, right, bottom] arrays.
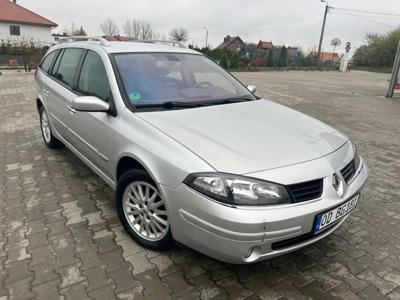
[[100, 18, 119, 36], [132, 20, 142, 39], [140, 21, 153, 40], [11, 37, 42, 72], [123, 20, 133, 37], [123, 19, 153, 40], [152, 32, 167, 41], [169, 27, 188, 42], [123, 19, 139, 38]]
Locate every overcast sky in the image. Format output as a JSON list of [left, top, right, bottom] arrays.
[[19, 0, 400, 54]]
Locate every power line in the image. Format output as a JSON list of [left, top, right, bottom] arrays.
[[333, 7, 400, 17], [338, 14, 400, 20], [247, 13, 321, 35], [330, 12, 400, 20], [331, 11, 398, 28], [203, 12, 322, 36], [261, 13, 322, 31]]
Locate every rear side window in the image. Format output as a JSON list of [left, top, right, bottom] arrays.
[[53, 48, 84, 88], [39, 50, 58, 73], [77, 51, 111, 102], [50, 49, 63, 76]]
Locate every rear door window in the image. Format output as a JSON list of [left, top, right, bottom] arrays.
[[39, 50, 58, 73], [77, 51, 111, 102], [53, 48, 84, 88], [50, 49, 63, 77]]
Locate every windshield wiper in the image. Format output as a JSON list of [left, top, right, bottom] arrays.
[[162, 101, 201, 109], [162, 98, 254, 108], [135, 97, 258, 110], [211, 97, 256, 105], [135, 101, 202, 110], [224, 98, 253, 103]]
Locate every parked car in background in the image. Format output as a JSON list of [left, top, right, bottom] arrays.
[[35, 37, 368, 264]]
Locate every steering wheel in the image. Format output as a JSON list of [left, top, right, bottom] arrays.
[[194, 81, 213, 88]]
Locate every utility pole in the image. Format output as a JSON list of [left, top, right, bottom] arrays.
[[317, 1, 330, 67], [386, 41, 400, 98], [203, 27, 208, 49]]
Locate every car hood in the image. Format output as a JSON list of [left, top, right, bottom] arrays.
[[138, 100, 348, 174]]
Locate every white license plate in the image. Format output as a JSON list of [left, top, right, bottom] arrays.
[[314, 195, 359, 234]]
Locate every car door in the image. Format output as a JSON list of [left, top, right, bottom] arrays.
[[40, 49, 67, 137], [45, 48, 85, 142], [37, 49, 58, 92], [67, 50, 117, 178]]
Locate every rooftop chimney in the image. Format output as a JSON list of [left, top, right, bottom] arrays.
[[224, 35, 231, 43], [12, 0, 17, 3]]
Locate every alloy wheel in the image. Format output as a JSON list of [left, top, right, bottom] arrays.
[[122, 181, 169, 241], [41, 109, 51, 143]]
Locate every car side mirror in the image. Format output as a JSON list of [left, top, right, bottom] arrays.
[[71, 96, 110, 112], [247, 85, 256, 94]]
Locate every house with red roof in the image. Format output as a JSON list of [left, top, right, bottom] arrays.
[[103, 35, 136, 42], [0, 0, 57, 45], [254, 40, 274, 67], [320, 52, 341, 64], [257, 40, 273, 50]]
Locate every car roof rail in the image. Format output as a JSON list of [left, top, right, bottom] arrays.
[[58, 36, 110, 47], [133, 40, 186, 48]]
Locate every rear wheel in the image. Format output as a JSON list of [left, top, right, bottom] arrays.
[[39, 106, 64, 148], [116, 169, 173, 250]]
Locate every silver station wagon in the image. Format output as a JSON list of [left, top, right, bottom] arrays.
[[35, 37, 368, 264]]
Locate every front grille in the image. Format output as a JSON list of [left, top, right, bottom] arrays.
[[341, 159, 356, 183], [287, 179, 323, 203]]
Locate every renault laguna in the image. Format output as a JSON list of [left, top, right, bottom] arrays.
[[35, 37, 368, 263]]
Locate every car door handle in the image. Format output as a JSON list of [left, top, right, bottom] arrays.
[[43, 89, 50, 96], [67, 106, 76, 114]]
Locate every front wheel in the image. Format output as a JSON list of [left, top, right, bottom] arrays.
[[116, 169, 173, 250], [39, 106, 64, 148]]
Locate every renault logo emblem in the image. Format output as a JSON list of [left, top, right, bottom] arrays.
[[332, 173, 344, 197]]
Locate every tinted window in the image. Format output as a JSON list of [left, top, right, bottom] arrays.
[[54, 48, 84, 87], [77, 51, 111, 102], [40, 50, 58, 73], [50, 49, 63, 76]]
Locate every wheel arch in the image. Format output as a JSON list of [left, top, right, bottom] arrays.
[[115, 154, 172, 217], [36, 96, 44, 112], [115, 155, 166, 191], [116, 156, 148, 181]]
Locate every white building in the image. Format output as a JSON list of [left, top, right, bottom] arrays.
[[0, 0, 57, 46]]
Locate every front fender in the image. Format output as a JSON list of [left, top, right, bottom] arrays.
[[114, 110, 215, 190]]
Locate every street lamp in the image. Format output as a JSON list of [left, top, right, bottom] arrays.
[[203, 27, 208, 49]]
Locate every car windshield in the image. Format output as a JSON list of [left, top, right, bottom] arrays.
[[113, 53, 256, 108]]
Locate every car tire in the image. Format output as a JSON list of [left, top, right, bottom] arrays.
[[39, 106, 64, 149], [116, 169, 173, 250]]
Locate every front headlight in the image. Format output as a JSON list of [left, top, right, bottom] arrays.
[[184, 173, 291, 206]]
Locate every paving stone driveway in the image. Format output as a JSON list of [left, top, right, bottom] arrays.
[[0, 71, 399, 300]]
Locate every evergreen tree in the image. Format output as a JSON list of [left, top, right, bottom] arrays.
[[73, 26, 87, 36], [229, 51, 240, 69], [266, 49, 274, 67], [278, 46, 288, 67], [220, 54, 229, 69]]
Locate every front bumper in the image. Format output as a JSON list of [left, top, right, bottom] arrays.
[[163, 160, 368, 264]]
